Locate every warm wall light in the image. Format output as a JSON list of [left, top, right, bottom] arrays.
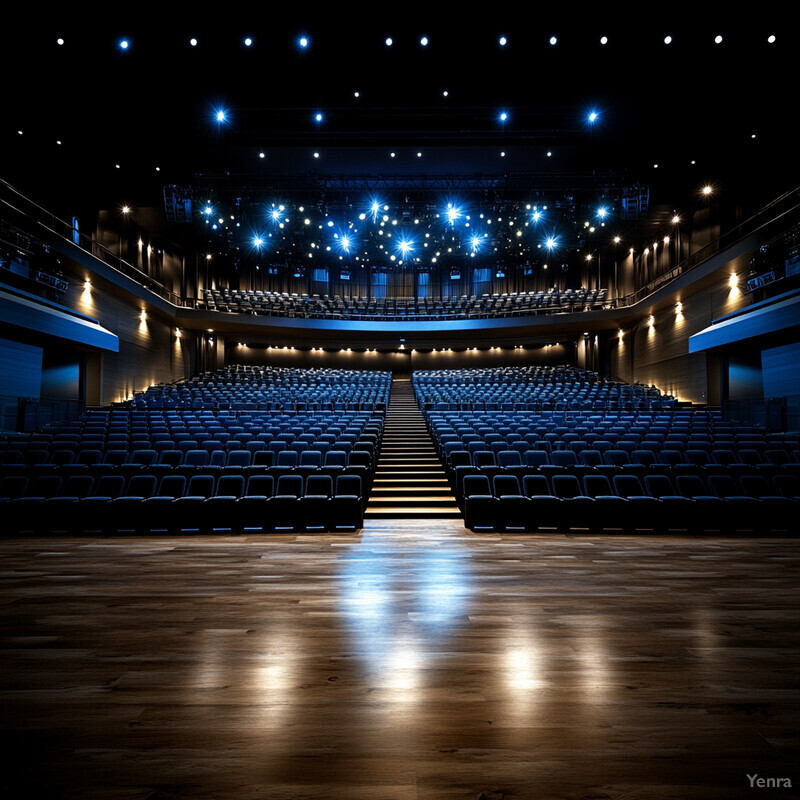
[[140, 309, 147, 320], [648, 315, 655, 326], [729, 273, 738, 287], [175, 328, 181, 338], [675, 301, 682, 313]]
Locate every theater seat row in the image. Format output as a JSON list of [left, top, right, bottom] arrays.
[[462, 472, 799, 533], [1, 473, 364, 535]]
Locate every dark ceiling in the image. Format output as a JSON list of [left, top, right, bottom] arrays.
[[3, 12, 797, 266]]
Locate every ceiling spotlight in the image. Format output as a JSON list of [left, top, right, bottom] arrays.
[[420, 36, 429, 46], [189, 37, 198, 47], [118, 39, 130, 50], [385, 36, 393, 46], [299, 36, 309, 48], [549, 35, 558, 46], [664, 35, 673, 45], [243, 37, 253, 47], [714, 35, 723, 44], [600, 36, 608, 45], [499, 36, 508, 46]]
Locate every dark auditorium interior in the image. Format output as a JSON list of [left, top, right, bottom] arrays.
[[1, 13, 799, 800]]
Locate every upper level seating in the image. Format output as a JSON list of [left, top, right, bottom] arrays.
[[414, 366, 675, 411], [199, 288, 608, 320]]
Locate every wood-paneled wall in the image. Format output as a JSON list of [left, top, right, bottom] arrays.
[[605, 271, 752, 404]]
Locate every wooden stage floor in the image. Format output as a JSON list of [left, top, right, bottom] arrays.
[[1, 521, 798, 799]]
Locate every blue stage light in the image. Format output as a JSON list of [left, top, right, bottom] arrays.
[[398, 239, 414, 257]]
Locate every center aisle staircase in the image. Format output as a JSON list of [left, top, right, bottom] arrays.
[[365, 377, 461, 520]]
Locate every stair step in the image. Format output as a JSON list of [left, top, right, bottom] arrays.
[[373, 478, 449, 485], [364, 377, 461, 519], [372, 488, 452, 497], [365, 507, 463, 518]]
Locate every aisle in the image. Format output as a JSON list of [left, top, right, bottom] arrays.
[[365, 377, 461, 520]]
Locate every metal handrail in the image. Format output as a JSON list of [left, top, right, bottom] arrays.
[[615, 186, 800, 308], [0, 179, 184, 306]]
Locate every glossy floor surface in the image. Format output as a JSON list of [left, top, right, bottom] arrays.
[[1, 522, 799, 799]]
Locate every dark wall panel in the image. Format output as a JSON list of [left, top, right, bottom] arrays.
[[762, 341, 800, 398], [0, 337, 42, 399]]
